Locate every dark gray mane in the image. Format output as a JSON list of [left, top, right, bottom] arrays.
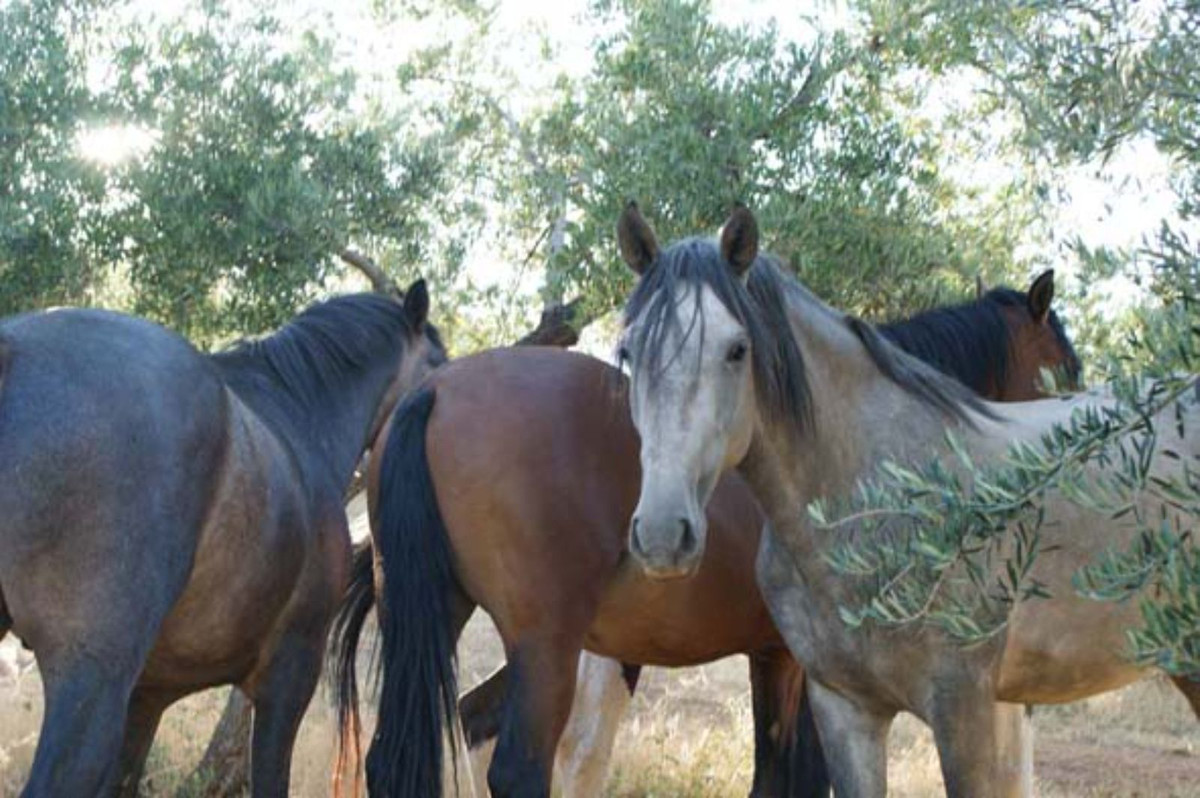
[[622, 238, 989, 433], [846, 317, 991, 424], [622, 238, 813, 436]]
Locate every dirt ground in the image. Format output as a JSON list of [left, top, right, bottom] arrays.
[[1, 499, 1197, 795]]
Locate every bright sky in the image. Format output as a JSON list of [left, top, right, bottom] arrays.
[[77, 0, 1184, 317]]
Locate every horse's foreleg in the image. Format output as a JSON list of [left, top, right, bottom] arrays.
[[114, 686, 182, 798], [929, 686, 1029, 798], [554, 654, 638, 797], [245, 635, 324, 798], [805, 679, 891, 798], [488, 636, 583, 798]]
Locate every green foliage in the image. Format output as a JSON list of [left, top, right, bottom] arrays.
[[398, 0, 1036, 334], [1, 0, 457, 343], [0, 0, 114, 312], [814, 336, 1200, 671], [547, 0, 1033, 318], [102, 5, 452, 340]]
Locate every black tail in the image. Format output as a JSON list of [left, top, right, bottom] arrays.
[[329, 539, 376, 797], [365, 386, 460, 797], [751, 660, 830, 798], [788, 683, 831, 798]]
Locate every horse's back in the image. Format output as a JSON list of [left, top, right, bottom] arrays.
[[421, 349, 635, 624], [0, 308, 230, 649]]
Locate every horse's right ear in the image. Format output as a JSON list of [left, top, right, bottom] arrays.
[[402, 278, 429, 329], [975, 274, 987, 300], [617, 201, 659, 275], [720, 203, 759, 276]]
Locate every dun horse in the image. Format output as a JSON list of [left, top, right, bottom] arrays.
[[615, 202, 1199, 797], [0, 281, 444, 796], [333, 275, 1080, 796]]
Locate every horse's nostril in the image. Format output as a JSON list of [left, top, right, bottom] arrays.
[[679, 518, 696, 554]]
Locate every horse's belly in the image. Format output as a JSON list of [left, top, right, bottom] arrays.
[[138, 527, 310, 688], [998, 595, 1147, 702]]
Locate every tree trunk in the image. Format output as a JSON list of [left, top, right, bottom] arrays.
[[180, 689, 253, 797]]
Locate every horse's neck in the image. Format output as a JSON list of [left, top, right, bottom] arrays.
[[741, 292, 962, 569], [220, 358, 393, 495]]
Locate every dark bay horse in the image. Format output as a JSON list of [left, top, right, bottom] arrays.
[[332, 274, 1079, 797], [0, 281, 444, 797], [615, 203, 1199, 796]]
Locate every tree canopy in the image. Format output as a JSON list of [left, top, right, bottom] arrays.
[[2, 0, 1197, 668]]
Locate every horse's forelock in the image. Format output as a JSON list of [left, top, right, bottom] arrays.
[[622, 240, 812, 438]]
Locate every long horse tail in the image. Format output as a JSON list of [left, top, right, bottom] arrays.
[[365, 386, 460, 798], [329, 539, 376, 798], [755, 658, 830, 798]]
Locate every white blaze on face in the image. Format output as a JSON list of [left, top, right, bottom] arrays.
[[626, 283, 755, 578]]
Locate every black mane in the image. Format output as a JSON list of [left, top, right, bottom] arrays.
[[879, 287, 1080, 394], [622, 238, 992, 433], [622, 237, 813, 436], [210, 293, 446, 448]]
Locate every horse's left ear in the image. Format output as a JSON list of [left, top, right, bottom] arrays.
[[1027, 269, 1054, 323], [402, 278, 429, 329], [720, 203, 758, 276], [975, 274, 987, 300]]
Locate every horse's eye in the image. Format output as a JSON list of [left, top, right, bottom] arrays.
[[617, 345, 631, 364], [726, 341, 748, 363]]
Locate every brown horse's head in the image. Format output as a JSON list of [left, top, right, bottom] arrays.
[[988, 270, 1082, 400]]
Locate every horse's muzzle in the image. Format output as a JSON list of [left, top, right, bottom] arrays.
[[628, 513, 702, 579]]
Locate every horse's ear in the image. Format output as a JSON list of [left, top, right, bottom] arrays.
[[975, 274, 987, 300], [720, 203, 759, 276], [617, 201, 659, 275], [402, 278, 429, 329], [1027, 269, 1054, 323]]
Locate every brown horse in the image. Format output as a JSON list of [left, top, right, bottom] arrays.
[[332, 276, 1080, 797], [0, 282, 444, 797]]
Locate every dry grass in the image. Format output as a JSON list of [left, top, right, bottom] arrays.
[[3, 610, 1197, 797], [3, 489, 1197, 798]]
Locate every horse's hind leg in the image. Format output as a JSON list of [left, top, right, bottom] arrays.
[[554, 654, 640, 797], [23, 647, 143, 797], [805, 679, 891, 798], [489, 635, 584, 798], [15, 562, 176, 797], [1171, 674, 1200, 719], [748, 651, 829, 798]]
